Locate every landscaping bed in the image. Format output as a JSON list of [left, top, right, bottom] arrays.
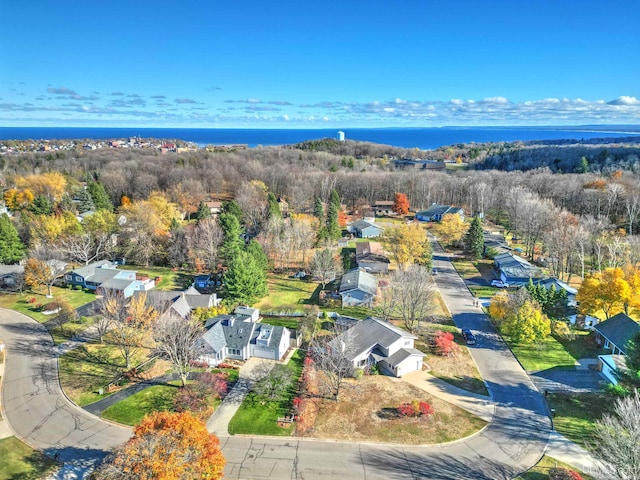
[[517, 455, 594, 480], [308, 376, 486, 444]]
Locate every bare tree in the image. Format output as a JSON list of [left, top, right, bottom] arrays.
[[93, 314, 113, 344], [30, 244, 67, 298], [625, 193, 640, 236], [593, 391, 640, 480], [310, 325, 356, 400], [190, 218, 224, 271], [379, 265, 436, 332], [101, 290, 156, 370], [56, 231, 109, 265], [252, 363, 292, 400], [311, 248, 341, 289], [153, 312, 204, 387]]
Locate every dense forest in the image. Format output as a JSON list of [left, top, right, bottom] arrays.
[[1, 137, 640, 282]]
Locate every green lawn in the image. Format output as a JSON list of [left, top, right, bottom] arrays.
[[556, 330, 602, 360], [50, 315, 96, 345], [254, 274, 319, 312], [0, 436, 57, 480], [119, 265, 193, 291], [101, 384, 180, 425], [0, 287, 95, 323], [228, 349, 305, 436], [261, 317, 301, 329], [59, 343, 149, 406], [507, 335, 577, 372], [517, 455, 594, 480], [547, 393, 612, 449]]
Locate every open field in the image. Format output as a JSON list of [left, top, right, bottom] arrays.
[[308, 375, 486, 444], [0, 436, 57, 480]]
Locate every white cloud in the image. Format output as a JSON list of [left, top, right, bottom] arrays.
[[608, 96, 640, 106], [482, 96, 510, 104]]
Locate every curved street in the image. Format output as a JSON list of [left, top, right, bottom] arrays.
[[0, 239, 551, 479]]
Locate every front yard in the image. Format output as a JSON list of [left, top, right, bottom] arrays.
[[546, 393, 613, 449], [308, 376, 486, 444], [517, 455, 594, 480], [0, 287, 95, 323], [0, 436, 57, 480], [101, 384, 181, 425]]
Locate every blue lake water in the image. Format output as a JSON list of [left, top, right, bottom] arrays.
[[0, 126, 638, 150]]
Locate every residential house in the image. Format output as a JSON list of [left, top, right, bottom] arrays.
[[415, 204, 464, 222], [0, 264, 24, 290], [339, 268, 378, 307], [196, 307, 291, 366], [332, 317, 424, 377], [355, 242, 390, 274], [593, 313, 640, 355], [599, 354, 628, 385], [136, 286, 221, 320], [535, 278, 578, 307], [493, 252, 543, 286], [65, 260, 154, 298], [372, 200, 395, 216], [205, 201, 223, 216], [348, 220, 384, 238]]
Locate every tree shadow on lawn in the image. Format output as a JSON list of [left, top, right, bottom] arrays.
[[173, 272, 194, 290]]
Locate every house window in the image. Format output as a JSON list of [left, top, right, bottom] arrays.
[[227, 348, 241, 356], [358, 359, 367, 367]]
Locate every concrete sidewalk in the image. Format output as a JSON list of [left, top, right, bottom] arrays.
[[546, 431, 606, 479], [400, 370, 495, 422], [0, 349, 13, 440], [206, 358, 274, 435]]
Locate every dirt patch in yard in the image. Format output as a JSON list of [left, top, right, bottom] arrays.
[[306, 376, 486, 444]]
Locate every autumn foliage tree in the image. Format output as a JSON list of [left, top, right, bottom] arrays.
[[393, 193, 410, 215], [436, 213, 468, 247], [577, 266, 640, 319], [382, 223, 430, 270], [434, 330, 458, 356], [500, 300, 551, 344], [93, 411, 225, 480]]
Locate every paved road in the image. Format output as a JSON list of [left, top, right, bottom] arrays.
[[0, 308, 130, 466], [0, 237, 552, 479]]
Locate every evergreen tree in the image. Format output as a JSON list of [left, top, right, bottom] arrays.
[[0, 214, 25, 264], [77, 188, 95, 214], [87, 182, 113, 212], [195, 201, 211, 221], [325, 189, 342, 241], [247, 239, 268, 273], [314, 197, 324, 219], [267, 192, 281, 220], [464, 216, 484, 259], [222, 200, 243, 223], [223, 250, 268, 305], [219, 213, 244, 264], [28, 196, 52, 215]]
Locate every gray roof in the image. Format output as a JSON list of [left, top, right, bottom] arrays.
[[535, 278, 577, 295], [341, 317, 417, 360], [89, 268, 121, 284], [386, 348, 424, 365], [0, 265, 24, 275], [184, 286, 201, 295], [416, 204, 462, 217], [250, 323, 286, 348], [198, 322, 226, 354], [170, 296, 192, 319], [204, 315, 255, 350], [339, 268, 378, 296], [70, 260, 113, 279], [494, 253, 543, 282], [100, 277, 136, 292], [184, 294, 215, 309], [594, 313, 640, 354], [351, 220, 383, 232], [135, 289, 216, 313]]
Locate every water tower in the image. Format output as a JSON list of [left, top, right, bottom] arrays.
[[337, 131, 345, 142]]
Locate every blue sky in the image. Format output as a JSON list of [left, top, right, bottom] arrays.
[[1, 0, 638, 128]]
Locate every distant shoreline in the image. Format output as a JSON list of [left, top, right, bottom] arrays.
[[1, 126, 639, 150]]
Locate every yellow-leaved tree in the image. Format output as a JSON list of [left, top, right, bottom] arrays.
[[500, 300, 551, 344], [436, 213, 468, 246], [382, 223, 430, 270], [577, 267, 640, 319]]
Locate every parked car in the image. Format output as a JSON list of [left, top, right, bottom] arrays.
[[491, 280, 509, 288], [461, 328, 476, 345]]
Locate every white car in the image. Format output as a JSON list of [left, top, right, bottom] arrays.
[[491, 280, 509, 288]]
